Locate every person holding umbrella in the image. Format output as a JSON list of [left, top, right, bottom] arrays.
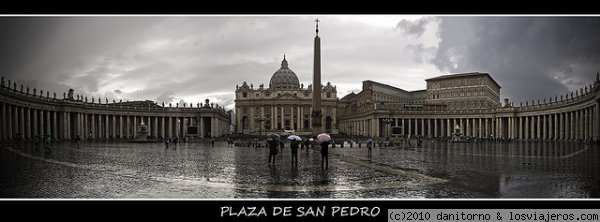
[[317, 133, 332, 169], [288, 135, 301, 167]]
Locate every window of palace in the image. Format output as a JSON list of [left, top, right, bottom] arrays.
[[243, 92, 247, 98], [256, 94, 259, 97], [326, 93, 331, 98]]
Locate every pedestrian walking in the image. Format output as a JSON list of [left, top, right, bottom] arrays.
[[290, 140, 299, 167], [268, 139, 278, 164], [211, 137, 215, 148], [320, 141, 330, 169], [76, 135, 82, 149], [165, 138, 169, 149], [367, 138, 373, 157]]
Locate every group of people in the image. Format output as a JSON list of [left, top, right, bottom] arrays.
[[266, 136, 335, 169]]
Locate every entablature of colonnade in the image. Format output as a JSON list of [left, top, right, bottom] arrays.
[[495, 91, 600, 117]]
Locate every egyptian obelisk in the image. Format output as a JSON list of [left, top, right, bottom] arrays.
[[311, 18, 322, 135]]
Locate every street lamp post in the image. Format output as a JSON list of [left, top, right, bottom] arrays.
[[254, 115, 266, 138], [382, 116, 393, 146]]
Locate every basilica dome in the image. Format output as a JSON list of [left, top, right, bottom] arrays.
[[269, 56, 300, 90]]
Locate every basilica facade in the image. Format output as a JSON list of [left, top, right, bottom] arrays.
[[234, 56, 338, 136]]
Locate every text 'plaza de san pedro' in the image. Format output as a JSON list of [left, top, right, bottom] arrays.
[[1, 20, 600, 143]]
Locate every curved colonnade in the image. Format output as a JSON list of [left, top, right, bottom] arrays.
[[0, 79, 230, 142]]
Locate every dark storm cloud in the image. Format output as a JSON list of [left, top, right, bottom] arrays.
[[395, 17, 433, 37], [431, 17, 600, 103]]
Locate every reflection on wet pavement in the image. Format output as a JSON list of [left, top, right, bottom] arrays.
[[1, 140, 599, 198]]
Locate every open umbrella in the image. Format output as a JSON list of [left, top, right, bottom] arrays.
[[287, 135, 302, 141], [316, 133, 331, 142], [267, 133, 280, 141]]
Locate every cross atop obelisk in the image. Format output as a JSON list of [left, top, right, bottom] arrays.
[[315, 18, 320, 35]]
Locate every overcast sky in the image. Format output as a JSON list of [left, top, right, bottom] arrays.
[[1, 15, 599, 110]]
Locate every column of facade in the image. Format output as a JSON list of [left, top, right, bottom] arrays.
[[406, 118, 410, 136], [473, 118, 478, 137], [542, 115, 547, 140], [578, 110, 582, 140], [583, 109, 587, 140], [211, 117, 216, 137], [133, 116, 138, 138], [413, 118, 418, 137], [199, 117, 205, 138], [98, 114, 102, 139], [24, 107, 30, 139], [510, 116, 517, 139], [31, 108, 38, 139], [585, 108, 589, 140], [524, 116, 529, 140], [160, 117, 165, 138], [99, 114, 103, 139], [49, 110, 54, 139], [426, 119, 431, 137], [63, 112, 67, 139], [420, 118, 425, 136], [585, 107, 592, 140], [11, 106, 17, 138], [550, 114, 554, 140], [280, 106, 284, 130], [150, 116, 156, 138], [465, 118, 470, 137], [514, 117, 518, 139], [90, 114, 95, 139], [434, 119, 438, 137], [595, 103, 599, 140], [117, 115, 122, 139], [587, 107, 591, 140], [508, 117, 512, 139], [553, 113, 557, 140], [576, 110, 580, 140], [38, 110, 45, 138], [533, 115, 541, 139], [103, 114, 108, 139], [167, 116, 172, 138], [0, 103, 4, 140], [569, 112, 573, 140], [513, 117, 517, 139], [558, 113, 565, 140], [6, 105, 12, 140], [491, 118, 496, 138], [110, 115, 115, 139], [18, 106, 24, 138], [559, 113, 563, 140], [445, 119, 450, 137]]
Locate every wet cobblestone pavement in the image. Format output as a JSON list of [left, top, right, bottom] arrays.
[[1, 140, 599, 198]]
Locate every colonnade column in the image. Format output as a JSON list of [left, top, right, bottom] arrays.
[[24, 108, 30, 139], [552, 113, 559, 140], [592, 103, 600, 140], [569, 112, 574, 140]]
